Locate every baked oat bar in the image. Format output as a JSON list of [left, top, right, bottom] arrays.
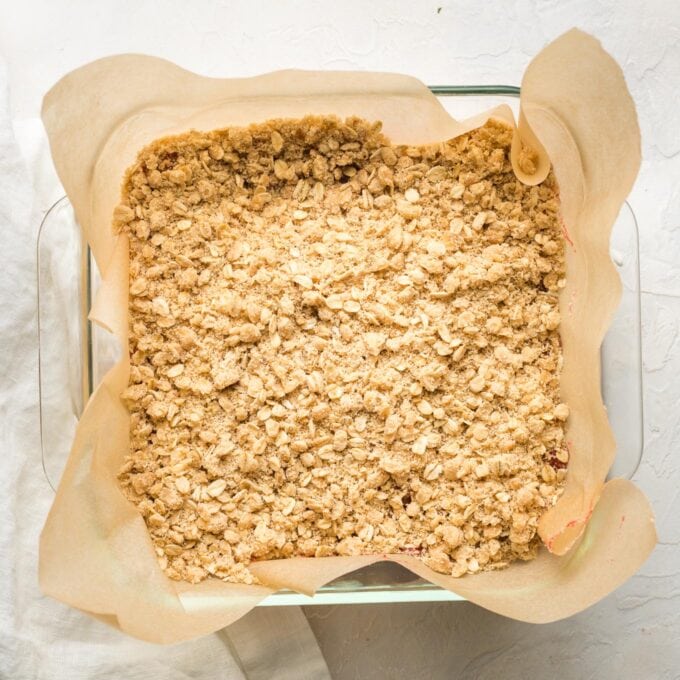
[[116, 116, 568, 584]]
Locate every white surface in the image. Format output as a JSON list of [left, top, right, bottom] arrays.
[[1, 1, 679, 678]]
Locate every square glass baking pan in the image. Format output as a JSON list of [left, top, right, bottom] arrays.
[[37, 86, 643, 606]]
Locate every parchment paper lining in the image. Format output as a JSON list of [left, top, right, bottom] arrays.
[[40, 29, 656, 643]]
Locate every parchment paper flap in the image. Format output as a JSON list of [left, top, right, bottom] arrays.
[[40, 29, 655, 643]]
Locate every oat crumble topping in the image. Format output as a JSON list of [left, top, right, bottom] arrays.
[[116, 116, 568, 584]]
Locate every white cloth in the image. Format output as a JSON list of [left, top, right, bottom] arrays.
[[0, 56, 329, 680], [0, 53, 243, 680]]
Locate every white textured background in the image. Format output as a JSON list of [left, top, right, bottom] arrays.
[[1, 1, 678, 678]]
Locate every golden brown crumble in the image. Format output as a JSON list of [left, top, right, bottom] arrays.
[[116, 115, 568, 584]]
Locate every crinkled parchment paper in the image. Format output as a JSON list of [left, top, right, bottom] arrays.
[[40, 29, 656, 642]]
